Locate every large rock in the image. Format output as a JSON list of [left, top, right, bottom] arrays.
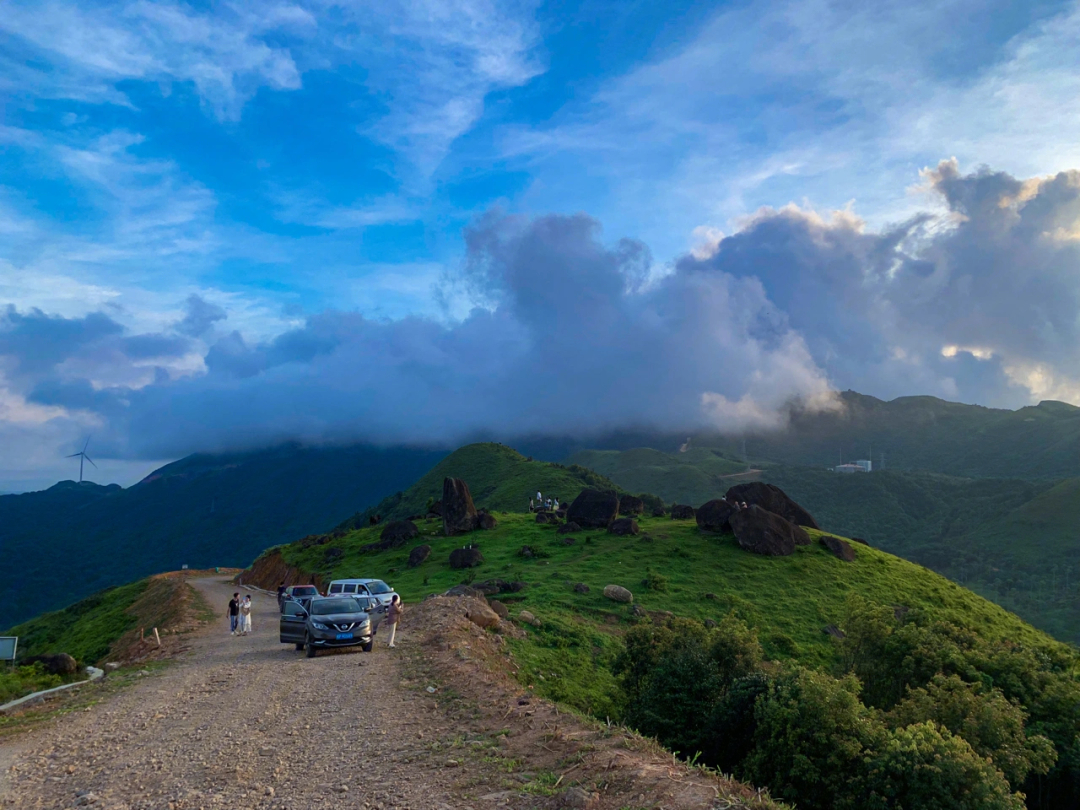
[[476, 511, 498, 530], [445, 584, 487, 597], [518, 610, 542, 627], [442, 477, 478, 536], [567, 489, 619, 529], [535, 511, 558, 525], [24, 653, 78, 675], [380, 520, 419, 547], [820, 535, 857, 562], [449, 546, 485, 569], [466, 604, 501, 629], [670, 504, 695, 520], [407, 544, 431, 568], [472, 578, 511, 595], [608, 518, 640, 536], [729, 506, 810, 556], [696, 499, 737, 532], [725, 482, 820, 529], [603, 584, 633, 603], [618, 495, 645, 516], [556, 521, 582, 535], [489, 600, 509, 618]]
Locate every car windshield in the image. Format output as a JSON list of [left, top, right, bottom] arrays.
[[364, 580, 392, 595], [312, 599, 364, 615], [292, 586, 318, 596]]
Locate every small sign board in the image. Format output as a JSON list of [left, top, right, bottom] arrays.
[[0, 637, 17, 662]]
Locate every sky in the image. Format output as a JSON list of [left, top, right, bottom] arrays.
[[3, 0, 1080, 491]]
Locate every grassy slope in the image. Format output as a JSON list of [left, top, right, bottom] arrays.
[[267, 510, 1069, 718], [339, 443, 626, 527]]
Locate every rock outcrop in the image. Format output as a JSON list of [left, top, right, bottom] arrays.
[[567, 489, 619, 528], [407, 544, 431, 568], [466, 604, 501, 629], [729, 506, 810, 556], [476, 511, 498, 530], [442, 478, 478, 536], [24, 653, 78, 675], [696, 499, 737, 532], [819, 535, 856, 562], [670, 504, 695, 520], [449, 546, 484, 569], [379, 520, 419, 547], [724, 482, 820, 529], [608, 517, 640, 536], [556, 521, 582, 535], [618, 495, 645, 516], [535, 511, 558, 524]]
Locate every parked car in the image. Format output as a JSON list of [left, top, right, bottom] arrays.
[[279, 595, 385, 657], [326, 578, 397, 608], [280, 584, 321, 612]]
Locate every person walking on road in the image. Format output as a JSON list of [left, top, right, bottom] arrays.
[[276, 581, 286, 609], [227, 593, 240, 635], [238, 595, 253, 636], [386, 594, 403, 648]]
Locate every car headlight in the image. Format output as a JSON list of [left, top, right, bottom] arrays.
[[311, 621, 329, 630]]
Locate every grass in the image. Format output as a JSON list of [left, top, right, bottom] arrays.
[[269, 510, 1073, 718], [339, 443, 631, 528], [0, 664, 70, 704]]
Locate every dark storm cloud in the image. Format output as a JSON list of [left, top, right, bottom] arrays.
[[176, 294, 227, 338], [0, 306, 123, 376]]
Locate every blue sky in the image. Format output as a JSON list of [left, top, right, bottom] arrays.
[[3, 0, 1080, 490]]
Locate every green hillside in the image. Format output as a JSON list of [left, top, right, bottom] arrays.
[[567, 447, 750, 505], [2, 443, 446, 625], [252, 503, 1080, 809], [337, 443, 634, 528]]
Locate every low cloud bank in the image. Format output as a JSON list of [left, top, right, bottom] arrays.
[[4, 161, 1080, 468]]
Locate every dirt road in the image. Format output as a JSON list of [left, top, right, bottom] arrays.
[[0, 578, 529, 810]]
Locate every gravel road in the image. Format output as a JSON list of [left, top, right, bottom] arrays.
[[1, 578, 532, 810]]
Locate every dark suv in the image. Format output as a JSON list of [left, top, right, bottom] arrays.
[[279, 595, 385, 657]]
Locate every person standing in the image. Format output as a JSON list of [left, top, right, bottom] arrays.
[[276, 581, 286, 609], [386, 594, 403, 648], [239, 595, 252, 636], [227, 593, 240, 635]]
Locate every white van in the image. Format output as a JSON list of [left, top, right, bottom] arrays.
[[326, 578, 397, 608]]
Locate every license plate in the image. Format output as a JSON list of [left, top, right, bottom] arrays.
[[336, 632, 353, 640]]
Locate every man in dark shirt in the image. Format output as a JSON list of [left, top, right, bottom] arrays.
[[277, 581, 286, 609], [227, 593, 240, 635]]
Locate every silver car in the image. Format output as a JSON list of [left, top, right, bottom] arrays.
[[279, 596, 385, 657]]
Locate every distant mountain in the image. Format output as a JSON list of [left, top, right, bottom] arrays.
[[3, 443, 446, 625]]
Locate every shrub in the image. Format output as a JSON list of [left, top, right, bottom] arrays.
[[641, 569, 669, 592]]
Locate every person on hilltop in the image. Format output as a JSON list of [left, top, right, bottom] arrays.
[[529, 497, 535, 512], [386, 594, 404, 648], [238, 595, 253, 636], [227, 592, 240, 636], [553, 497, 559, 511], [536, 490, 542, 504]]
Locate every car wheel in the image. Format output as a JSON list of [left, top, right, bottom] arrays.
[[294, 642, 304, 651], [362, 639, 373, 652], [305, 635, 317, 658]]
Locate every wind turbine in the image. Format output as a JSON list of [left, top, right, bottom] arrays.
[[67, 438, 97, 483]]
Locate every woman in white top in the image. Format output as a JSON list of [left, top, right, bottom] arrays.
[[239, 595, 252, 635]]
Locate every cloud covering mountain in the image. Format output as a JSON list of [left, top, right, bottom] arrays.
[[4, 160, 1080, 487]]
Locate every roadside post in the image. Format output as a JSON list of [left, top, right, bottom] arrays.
[[0, 637, 17, 669]]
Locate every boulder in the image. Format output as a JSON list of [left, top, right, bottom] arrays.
[[851, 537, 870, 546], [724, 481, 820, 529], [449, 546, 484, 569], [489, 600, 509, 619], [670, 504, 695, 520], [518, 545, 536, 558], [476, 511, 498, 530], [442, 478, 478, 535], [729, 506, 809, 556], [824, 624, 847, 639], [555, 508, 568, 520], [429, 500, 443, 516], [517, 610, 542, 627], [472, 578, 511, 595], [696, 499, 737, 532], [603, 584, 634, 603], [704, 618, 718, 628], [566, 489, 619, 529], [618, 495, 645, 516], [820, 535, 857, 562], [466, 604, 501, 629], [24, 653, 78, 675], [407, 544, 431, 568], [651, 507, 666, 518], [573, 583, 590, 594], [508, 581, 529, 592], [556, 521, 582, 535], [379, 520, 420, 547], [535, 511, 558, 525], [608, 518, 640, 536]]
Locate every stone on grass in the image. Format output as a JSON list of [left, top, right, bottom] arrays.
[[466, 604, 501, 629], [489, 600, 509, 619], [442, 477, 479, 536], [449, 546, 484, 569], [618, 495, 645, 516], [517, 610, 542, 627], [407, 544, 431, 568], [476, 511, 498, 530], [696, 499, 737, 532], [729, 506, 808, 556], [608, 517, 639, 536], [603, 584, 633, 603], [566, 489, 619, 528], [535, 511, 558, 525], [819, 535, 857, 562], [556, 521, 582, 535], [670, 504, 695, 520], [725, 481, 820, 529], [380, 520, 419, 546], [573, 583, 590, 594]]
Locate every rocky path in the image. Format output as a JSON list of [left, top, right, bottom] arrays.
[[0, 578, 531, 810]]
